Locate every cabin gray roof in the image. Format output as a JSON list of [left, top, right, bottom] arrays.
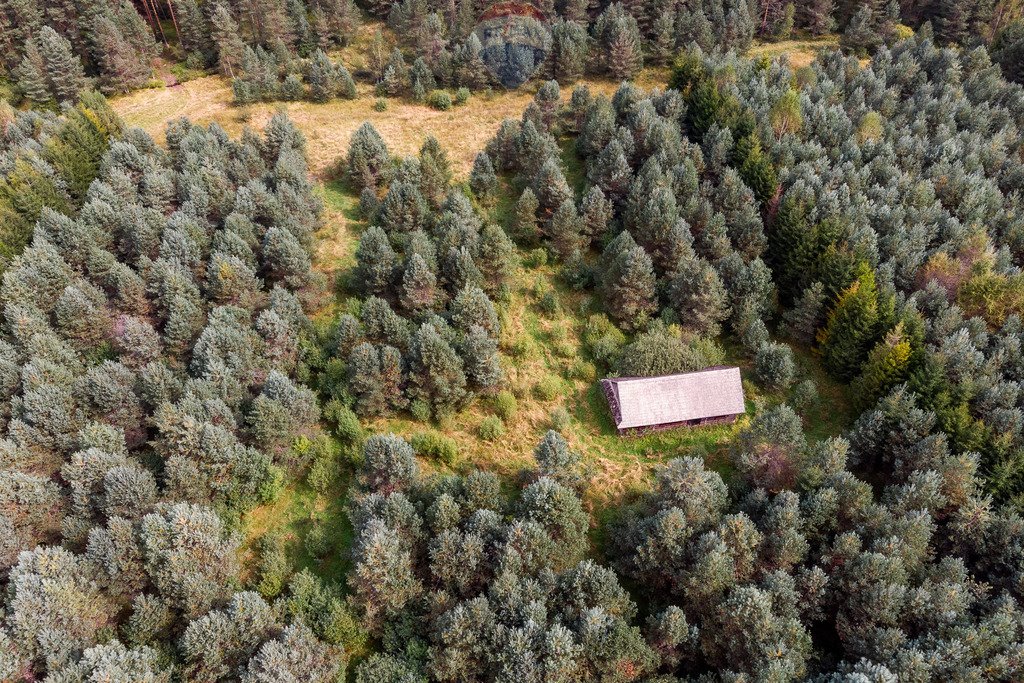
[[601, 367, 746, 430]]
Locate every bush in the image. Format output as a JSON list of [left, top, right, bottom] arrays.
[[410, 431, 459, 466], [478, 416, 505, 441], [373, 97, 388, 111], [791, 378, 818, 410], [455, 87, 471, 105], [427, 90, 452, 110], [493, 390, 518, 421], [324, 400, 362, 443], [583, 314, 626, 366], [550, 406, 571, 431], [567, 359, 596, 380], [755, 341, 796, 390], [539, 291, 560, 315], [410, 399, 432, 422], [525, 248, 548, 268], [305, 522, 330, 558], [534, 374, 563, 401]]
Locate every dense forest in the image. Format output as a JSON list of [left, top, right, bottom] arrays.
[[4, 0, 1024, 105], [3, 0, 1024, 680]]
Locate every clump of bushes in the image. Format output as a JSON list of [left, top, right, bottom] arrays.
[[493, 391, 518, 421], [427, 89, 452, 110], [411, 430, 459, 466], [478, 416, 505, 441], [550, 406, 571, 431], [455, 87, 471, 105], [534, 374, 563, 401]]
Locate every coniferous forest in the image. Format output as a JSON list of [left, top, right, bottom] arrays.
[[4, 0, 1024, 681]]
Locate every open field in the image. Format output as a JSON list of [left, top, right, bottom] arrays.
[[110, 69, 668, 177]]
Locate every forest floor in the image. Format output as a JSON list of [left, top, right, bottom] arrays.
[[109, 30, 849, 589]]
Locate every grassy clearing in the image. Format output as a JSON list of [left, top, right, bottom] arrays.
[[111, 74, 637, 177], [747, 34, 841, 69]]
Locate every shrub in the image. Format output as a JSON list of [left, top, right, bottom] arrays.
[[583, 314, 627, 366], [373, 97, 388, 111], [427, 90, 452, 110], [550, 406, 571, 431], [454, 87, 470, 105], [307, 454, 338, 494], [525, 248, 548, 268], [567, 359, 595, 380], [534, 374, 562, 401], [255, 534, 291, 599], [539, 291, 560, 315], [305, 522, 330, 558], [410, 431, 459, 466], [493, 390, 518, 421], [323, 400, 363, 443], [478, 416, 505, 441], [755, 341, 796, 390], [410, 399, 432, 422], [791, 378, 818, 410]]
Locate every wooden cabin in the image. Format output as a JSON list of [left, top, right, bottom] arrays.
[[601, 366, 746, 435]]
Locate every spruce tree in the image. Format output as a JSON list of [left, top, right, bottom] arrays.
[[818, 265, 886, 380], [407, 322, 469, 418]]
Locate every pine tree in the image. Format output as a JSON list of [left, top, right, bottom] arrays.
[[211, 4, 245, 77], [39, 25, 86, 103], [549, 19, 588, 83], [418, 137, 452, 208], [469, 152, 498, 202], [347, 122, 390, 190], [603, 233, 657, 331], [533, 158, 574, 219], [782, 281, 826, 345], [841, 4, 880, 56], [177, 0, 214, 65], [476, 224, 516, 295], [93, 17, 152, 94], [606, 14, 644, 80], [549, 199, 585, 259], [668, 254, 731, 337], [308, 50, 340, 102], [16, 40, 52, 105], [513, 188, 541, 244], [400, 253, 438, 314], [408, 322, 469, 418], [461, 324, 502, 390], [588, 139, 633, 204], [354, 226, 397, 297], [580, 186, 613, 246], [798, 0, 834, 35]]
